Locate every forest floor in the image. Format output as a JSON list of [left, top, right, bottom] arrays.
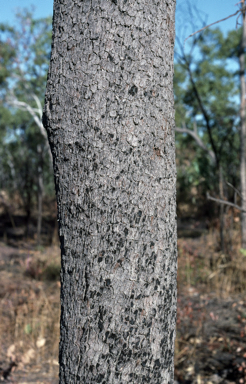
[[174, 219, 246, 384], [0, 209, 246, 383]]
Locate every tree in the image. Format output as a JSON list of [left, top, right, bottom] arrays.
[[174, 26, 240, 252], [175, 27, 239, 182], [43, 1, 177, 383], [174, 2, 246, 251], [238, 0, 246, 248], [208, 2, 246, 250], [0, 10, 53, 242]]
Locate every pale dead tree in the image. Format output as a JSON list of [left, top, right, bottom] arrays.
[[8, 91, 52, 244], [43, 0, 177, 383], [7, 91, 52, 163], [175, 122, 216, 165]]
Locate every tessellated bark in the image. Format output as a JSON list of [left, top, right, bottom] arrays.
[[43, 1, 177, 382]]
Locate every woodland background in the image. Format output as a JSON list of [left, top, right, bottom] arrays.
[[1, 3, 246, 384]]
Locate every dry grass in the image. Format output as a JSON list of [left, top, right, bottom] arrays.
[[177, 222, 246, 298], [1, 212, 246, 382], [0, 245, 60, 380], [175, 225, 246, 383]]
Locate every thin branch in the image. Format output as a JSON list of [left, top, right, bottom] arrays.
[[185, 64, 219, 164], [7, 92, 53, 164], [32, 93, 43, 120], [193, 121, 198, 135], [207, 192, 245, 212], [175, 125, 216, 164], [184, 9, 241, 46], [9, 96, 47, 139], [226, 181, 243, 199]]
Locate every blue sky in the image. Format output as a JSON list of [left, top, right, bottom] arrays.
[[176, 0, 240, 36], [0, 0, 240, 37], [0, 0, 53, 23]]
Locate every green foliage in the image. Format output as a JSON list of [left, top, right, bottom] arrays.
[[0, 31, 15, 87], [174, 27, 241, 213], [0, 9, 54, 207], [0, 8, 243, 224], [240, 249, 246, 257]]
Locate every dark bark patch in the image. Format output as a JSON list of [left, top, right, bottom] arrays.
[[135, 210, 142, 224], [108, 53, 114, 62], [92, 162, 98, 171], [98, 319, 104, 332], [170, 329, 174, 342], [144, 89, 158, 100], [128, 85, 138, 96], [96, 373, 105, 382], [155, 359, 161, 368], [154, 147, 161, 157]]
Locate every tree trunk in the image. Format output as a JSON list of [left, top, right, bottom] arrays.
[[43, 1, 177, 383], [37, 144, 44, 245], [219, 165, 225, 253], [240, 1, 246, 249]]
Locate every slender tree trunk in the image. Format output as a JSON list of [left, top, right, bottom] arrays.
[[240, 1, 246, 249], [43, 1, 177, 383], [219, 165, 225, 253], [37, 144, 44, 245]]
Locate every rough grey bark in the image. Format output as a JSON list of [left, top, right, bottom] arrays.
[[43, 1, 177, 383]]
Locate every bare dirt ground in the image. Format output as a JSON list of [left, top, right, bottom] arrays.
[[175, 284, 246, 383], [175, 224, 246, 384], [1, 212, 246, 383]]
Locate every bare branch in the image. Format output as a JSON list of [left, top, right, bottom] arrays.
[[181, 58, 219, 164], [9, 96, 47, 139], [32, 94, 43, 120], [184, 9, 241, 46], [175, 125, 216, 164], [207, 192, 245, 212], [193, 121, 198, 135], [7, 92, 53, 164], [226, 182, 243, 199]]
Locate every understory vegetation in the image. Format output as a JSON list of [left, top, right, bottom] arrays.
[[1, 202, 246, 383]]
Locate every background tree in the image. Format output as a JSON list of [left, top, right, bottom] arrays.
[[174, 1, 246, 252], [174, 25, 242, 252], [43, 0, 177, 382], [0, 9, 53, 241]]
